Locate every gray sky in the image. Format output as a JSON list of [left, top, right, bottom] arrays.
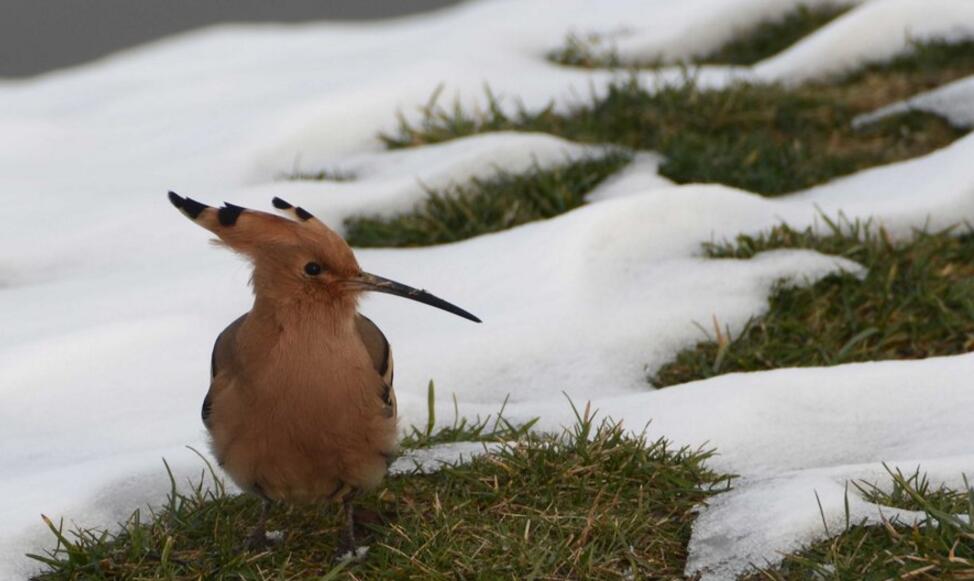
[[0, 0, 460, 78]]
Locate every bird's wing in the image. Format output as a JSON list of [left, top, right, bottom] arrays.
[[204, 313, 248, 426], [355, 314, 396, 419]]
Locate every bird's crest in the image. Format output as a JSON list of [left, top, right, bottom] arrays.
[[170, 190, 339, 244], [168, 191, 481, 322], [168, 191, 361, 278]]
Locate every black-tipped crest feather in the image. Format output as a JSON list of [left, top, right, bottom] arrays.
[[218, 203, 244, 226], [168, 191, 208, 220], [272, 196, 316, 222], [272, 197, 293, 210]]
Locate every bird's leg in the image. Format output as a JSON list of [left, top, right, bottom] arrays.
[[334, 495, 367, 562], [245, 498, 272, 550], [338, 497, 355, 556]]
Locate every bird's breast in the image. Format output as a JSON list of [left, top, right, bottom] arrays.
[[207, 323, 397, 503]]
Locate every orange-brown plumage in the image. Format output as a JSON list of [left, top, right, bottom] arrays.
[[168, 192, 477, 556], [207, 307, 396, 504]]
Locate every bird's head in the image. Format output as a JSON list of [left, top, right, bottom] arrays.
[[168, 192, 480, 323]]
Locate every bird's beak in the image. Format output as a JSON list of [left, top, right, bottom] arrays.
[[345, 272, 482, 323]]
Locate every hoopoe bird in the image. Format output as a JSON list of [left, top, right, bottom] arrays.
[[168, 192, 480, 557]]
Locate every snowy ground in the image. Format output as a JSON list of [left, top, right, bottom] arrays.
[[2, 0, 974, 579]]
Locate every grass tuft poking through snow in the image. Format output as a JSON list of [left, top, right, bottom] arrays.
[[853, 468, 972, 515], [547, 32, 626, 70], [654, 221, 974, 387], [278, 167, 357, 182], [28, 405, 730, 579], [397, 381, 540, 448], [343, 152, 630, 247], [284, 38, 974, 249], [702, 3, 851, 66], [751, 467, 974, 579], [549, 4, 850, 69], [840, 39, 974, 88], [380, 65, 965, 196]]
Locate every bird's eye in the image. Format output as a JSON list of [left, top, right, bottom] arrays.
[[304, 262, 323, 276]]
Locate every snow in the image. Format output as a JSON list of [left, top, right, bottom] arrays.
[[1, 0, 973, 579], [753, 0, 974, 84], [688, 453, 974, 578], [789, 132, 974, 236], [580, 0, 870, 67], [388, 442, 508, 475], [854, 74, 974, 130], [585, 152, 672, 202], [252, 131, 610, 229]]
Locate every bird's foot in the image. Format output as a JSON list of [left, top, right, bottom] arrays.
[[334, 545, 369, 564], [244, 529, 270, 551], [244, 528, 285, 551]]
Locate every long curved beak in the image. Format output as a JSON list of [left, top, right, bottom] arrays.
[[346, 272, 482, 323]]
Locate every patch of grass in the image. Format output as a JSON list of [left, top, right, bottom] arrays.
[[382, 60, 965, 196], [300, 38, 973, 250], [653, 221, 974, 387], [813, 39, 974, 121], [854, 467, 971, 515], [398, 381, 539, 448], [549, 4, 849, 68], [548, 33, 623, 69], [702, 3, 850, 65], [843, 39, 974, 85], [278, 167, 356, 182], [344, 151, 631, 247], [331, 38, 973, 250], [750, 467, 974, 579], [29, 405, 731, 579]]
